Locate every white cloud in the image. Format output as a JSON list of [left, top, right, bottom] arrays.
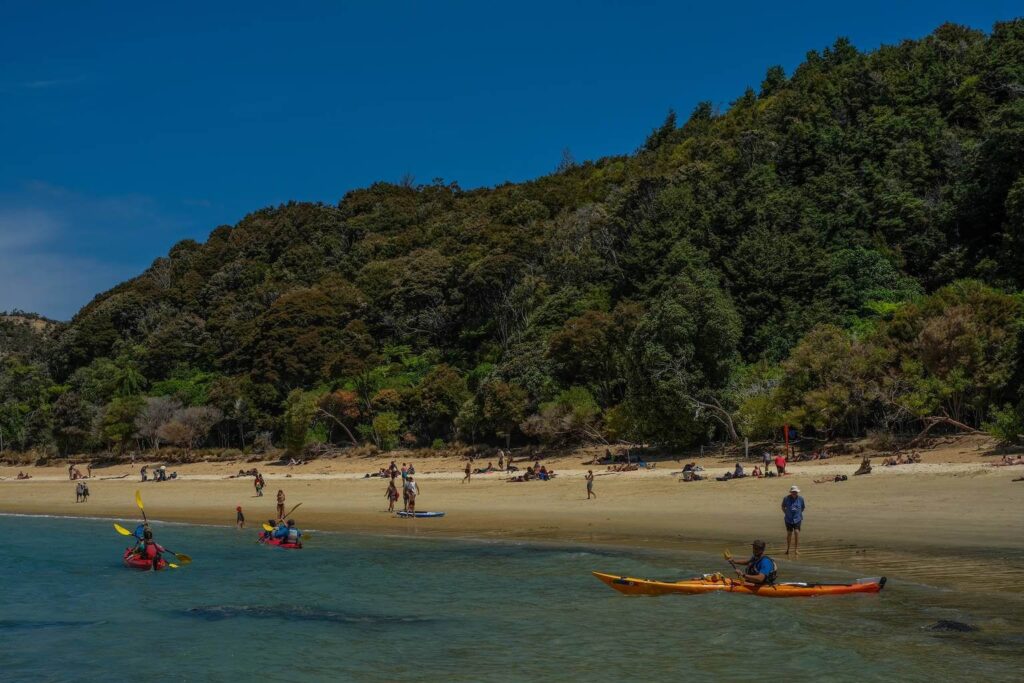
[[0, 208, 61, 250], [0, 251, 138, 320], [0, 183, 182, 320]]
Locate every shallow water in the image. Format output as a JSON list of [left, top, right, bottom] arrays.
[[1, 516, 1020, 682]]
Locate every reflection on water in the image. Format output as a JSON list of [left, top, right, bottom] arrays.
[[1, 516, 1021, 682]]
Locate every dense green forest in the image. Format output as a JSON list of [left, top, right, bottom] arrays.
[[3, 20, 1024, 458]]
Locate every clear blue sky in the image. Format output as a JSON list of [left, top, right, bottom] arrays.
[[1, 0, 1018, 319]]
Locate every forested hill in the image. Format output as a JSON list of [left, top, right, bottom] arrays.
[[4, 20, 1024, 457]]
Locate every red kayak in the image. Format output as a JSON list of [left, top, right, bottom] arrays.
[[122, 548, 169, 571], [258, 534, 302, 549]]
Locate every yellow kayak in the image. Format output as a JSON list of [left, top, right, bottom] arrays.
[[592, 571, 886, 598]]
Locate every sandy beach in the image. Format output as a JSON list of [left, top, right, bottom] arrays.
[[3, 438, 1023, 593]]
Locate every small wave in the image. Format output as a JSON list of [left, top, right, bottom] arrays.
[[184, 605, 435, 626], [0, 619, 104, 631]]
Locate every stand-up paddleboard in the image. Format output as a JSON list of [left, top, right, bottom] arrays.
[[396, 511, 445, 518]]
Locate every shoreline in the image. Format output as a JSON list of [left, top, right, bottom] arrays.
[[3, 445, 1023, 596]]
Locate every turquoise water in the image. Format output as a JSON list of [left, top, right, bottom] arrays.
[[1, 516, 1020, 682]]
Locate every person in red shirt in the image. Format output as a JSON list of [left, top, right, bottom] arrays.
[[774, 453, 787, 475]]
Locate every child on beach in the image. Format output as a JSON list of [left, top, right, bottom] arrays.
[[586, 470, 595, 499], [236, 506, 245, 529]]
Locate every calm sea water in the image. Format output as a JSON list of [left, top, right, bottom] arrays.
[[1, 515, 1020, 682]]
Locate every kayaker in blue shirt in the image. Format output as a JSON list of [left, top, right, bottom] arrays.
[[272, 521, 289, 541], [282, 519, 302, 546], [781, 486, 806, 555], [729, 540, 777, 585]]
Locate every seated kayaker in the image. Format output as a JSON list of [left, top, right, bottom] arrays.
[[729, 540, 777, 585], [138, 528, 166, 570], [260, 519, 277, 542], [282, 519, 302, 546], [272, 520, 289, 541]]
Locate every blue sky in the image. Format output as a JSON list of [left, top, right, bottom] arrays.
[[1, 0, 1018, 320]]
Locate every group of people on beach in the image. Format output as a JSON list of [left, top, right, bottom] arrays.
[[140, 465, 175, 482], [74, 480, 90, 502], [68, 463, 90, 480], [883, 452, 922, 466], [383, 461, 420, 513]]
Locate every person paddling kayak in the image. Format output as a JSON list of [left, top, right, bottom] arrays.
[[272, 519, 302, 547], [133, 528, 166, 571], [728, 540, 777, 586], [259, 519, 277, 542]]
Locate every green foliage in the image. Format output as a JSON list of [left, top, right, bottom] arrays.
[[369, 412, 402, 451], [983, 404, 1023, 445], [99, 396, 145, 453]]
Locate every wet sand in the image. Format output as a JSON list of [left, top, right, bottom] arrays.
[[3, 442, 1022, 594]]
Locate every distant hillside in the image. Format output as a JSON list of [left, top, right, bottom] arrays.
[[3, 20, 1024, 457], [0, 312, 61, 362]]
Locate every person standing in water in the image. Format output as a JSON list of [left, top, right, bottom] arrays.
[[276, 489, 285, 520], [585, 470, 596, 499], [236, 505, 245, 529], [781, 485, 805, 555]]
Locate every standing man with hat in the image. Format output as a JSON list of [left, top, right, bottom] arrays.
[[782, 485, 806, 555]]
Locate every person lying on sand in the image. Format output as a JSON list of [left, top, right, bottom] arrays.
[[16, 471, 31, 480], [992, 455, 1024, 466]]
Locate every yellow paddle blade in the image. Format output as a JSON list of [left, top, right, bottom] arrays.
[[168, 563, 179, 569], [723, 549, 733, 560], [174, 553, 192, 564], [135, 490, 144, 510], [114, 523, 133, 536], [262, 523, 274, 532]]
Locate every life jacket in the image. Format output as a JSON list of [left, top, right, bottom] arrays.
[[746, 555, 778, 585], [285, 527, 300, 543]]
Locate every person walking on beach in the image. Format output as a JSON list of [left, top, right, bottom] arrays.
[[75, 481, 84, 503], [276, 489, 286, 520], [497, 451, 504, 471], [386, 479, 399, 512], [236, 505, 245, 529], [782, 486, 805, 555], [586, 470, 596, 499], [762, 450, 772, 475], [463, 461, 471, 484], [254, 472, 265, 497], [774, 452, 787, 476]]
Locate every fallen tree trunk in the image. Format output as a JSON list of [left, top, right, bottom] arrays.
[[902, 415, 979, 450]]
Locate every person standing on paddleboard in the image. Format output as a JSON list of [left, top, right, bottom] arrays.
[[782, 486, 805, 555]]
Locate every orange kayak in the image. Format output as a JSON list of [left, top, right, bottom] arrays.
[[592, 571, 886, 597]]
